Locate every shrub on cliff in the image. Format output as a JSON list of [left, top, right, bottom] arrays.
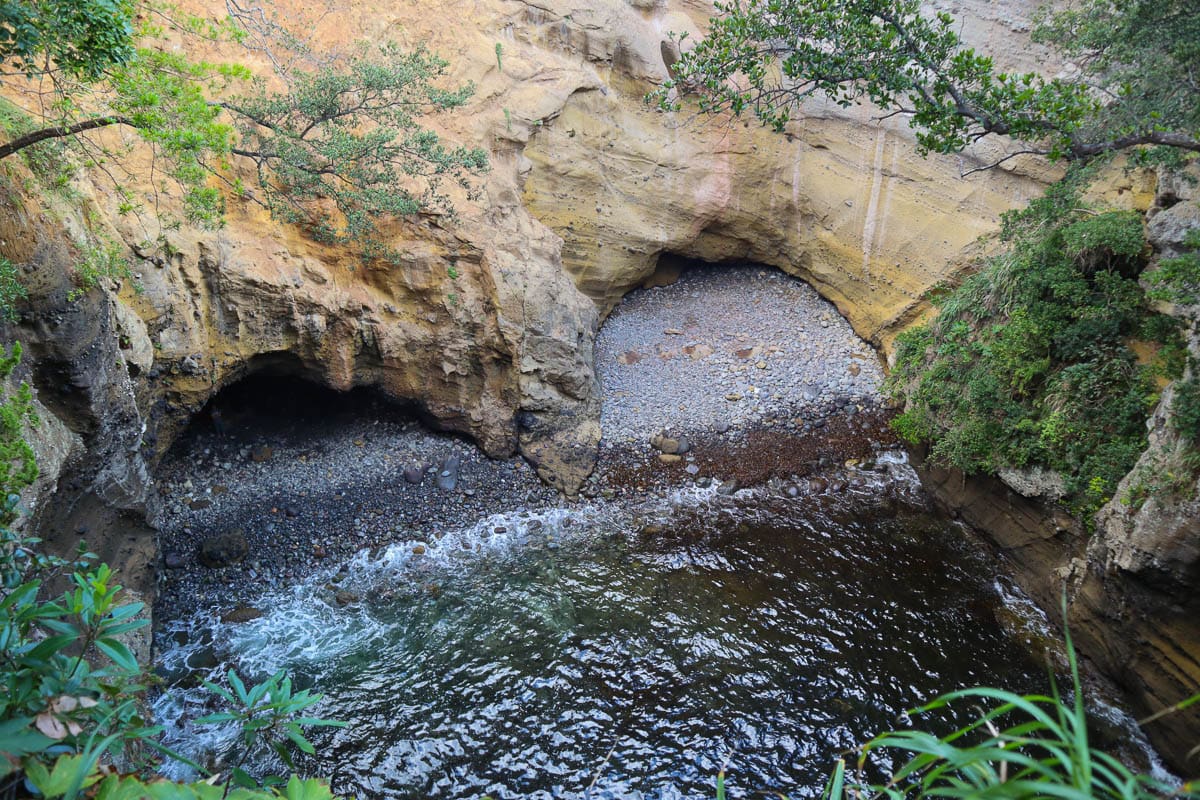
[[0, 344, 340, 799], [0, 0, 488, 261], [649, 0, 1199, 169], [885, 162, 1187, 518]]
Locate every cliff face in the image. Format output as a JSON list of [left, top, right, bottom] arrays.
[[915, 170, 1200, 773], [516, 0, 1055, 345], [6, 0, 1057, 510], [1075, 180, 1200, 769], [12, 0, 1199, 771]]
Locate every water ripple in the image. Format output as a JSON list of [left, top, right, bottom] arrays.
[[154, 476, 1050, 798]]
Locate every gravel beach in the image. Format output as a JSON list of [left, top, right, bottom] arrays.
[[153, 265, 898, 620], [595, 264, 886, 446]]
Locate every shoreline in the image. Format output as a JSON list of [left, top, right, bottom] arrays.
[[151, 398, 901, 624]]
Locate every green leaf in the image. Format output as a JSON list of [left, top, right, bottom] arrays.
[[228, 669, 248, 704], [0, 716, 56, 759], [284, 726, 315, 755], [230, 767, 257, 789], [283, 775, 334, 800], [822, 758, 845, 800], [96, 637, 139, 672], [201, 680, 237, 706]]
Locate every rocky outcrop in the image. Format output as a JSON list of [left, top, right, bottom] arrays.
[[918, 411, 1200, 776], [516, 0, 1057, 347], [916, 171, 1200, 773], [2, 0, 1062, 516], [0, 0, 1096, 690], [1072, 176, 1200, 773], [0, 0, 1195, 775]]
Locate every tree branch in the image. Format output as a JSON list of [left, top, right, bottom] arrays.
[[0, 114, 133, 160], [1071, 130, 1200, 157]]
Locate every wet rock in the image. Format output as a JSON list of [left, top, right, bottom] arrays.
[[436, 455, 461, 491], [717, 479, 740, 496], [188, 499, 212, 511], [164, 551, 187, 570], [652, 434, 681, 454], [251, 444, 274, 463], [220, 606, 264, 624], [685, 464, 700, 476], [808, 477, 829, 493], [403, 466, 424, 484], [335, 590, 360, 607], [198, 530, 249, 568], [617, 350, 642, 365]]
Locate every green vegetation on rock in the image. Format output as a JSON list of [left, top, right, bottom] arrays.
[[886, 164, 1185, 517], [0, 0, 134, 81], [655, 0, 1200, 518], [223, 42, 489, 259], [0, 0, 488, 259], [0, 344, 341, 797], [650, 0, 1200, 164]]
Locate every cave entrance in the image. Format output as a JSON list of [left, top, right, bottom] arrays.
[[593, 254, 888, 471], [180, 369, 417, 447], [150, 354, 560, 600]]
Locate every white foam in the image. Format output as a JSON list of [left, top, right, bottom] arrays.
[[152, 471, 920, 776]]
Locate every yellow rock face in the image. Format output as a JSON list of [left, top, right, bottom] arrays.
[[3, 0, 1062, 493], [515, 0, 1058, 350]]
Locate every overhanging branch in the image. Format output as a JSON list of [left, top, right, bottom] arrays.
[[0, 114, 133, 160]]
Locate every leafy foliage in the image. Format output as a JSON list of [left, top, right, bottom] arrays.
[[67, 238, 136, 301], [0, 2, 488, 259], [0, 0, 134, 80], [822, 621, 1200, 800], [0, 533, 343, 798], [1032, 0, 1200, 155], [224, 43, 488, 258], [0, 98, 75, 191], [196, 669, 344, 793], [0, 259, 26, 323], [650, 0, 1199, 163], [1171, 372, 1200, 447], [1147, 230, 1200, 306], [886, 166, 1183, 518], [0, 342, 35, 523], [0, 344, 341, 798]]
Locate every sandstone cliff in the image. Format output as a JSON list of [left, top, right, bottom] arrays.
[[4, 0, 1058, 511], [915, 168, 1200, 773], [11, 0, 1199, 774]]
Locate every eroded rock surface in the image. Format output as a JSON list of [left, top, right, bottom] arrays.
[[5, 0, 1061, 522], [916, 173, 1200, 773]]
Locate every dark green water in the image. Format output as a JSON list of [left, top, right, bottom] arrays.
[[156, 478, 1047, 799]]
